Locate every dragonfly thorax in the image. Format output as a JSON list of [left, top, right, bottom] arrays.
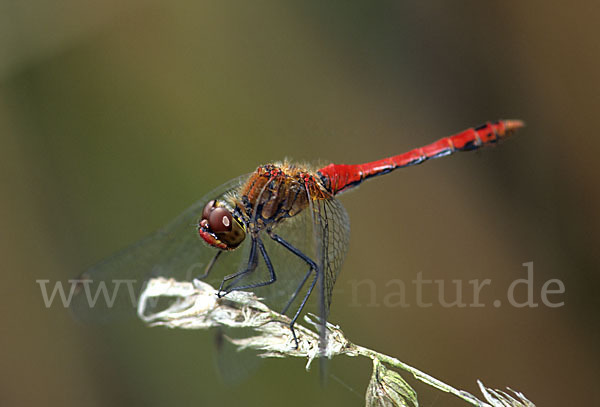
[[236, 164, 329, 226]]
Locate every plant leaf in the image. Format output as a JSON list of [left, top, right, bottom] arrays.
[[366, 358, 418, 407]]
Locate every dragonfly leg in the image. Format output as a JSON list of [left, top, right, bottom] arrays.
[[289, 270, 318, 349], [222, 237, 277, 294], [270, 233, 318, 314], [270, 233, 319, 271], [198, 250, 222, 280], [269, 233, 320, 349], [281, 268, 312, 316], [218, 238, 259, 296]]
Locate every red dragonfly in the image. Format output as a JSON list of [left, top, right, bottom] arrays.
[[71, 120, 522, 349]]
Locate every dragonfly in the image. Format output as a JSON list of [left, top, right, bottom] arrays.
[[71, 119, 523, 352]]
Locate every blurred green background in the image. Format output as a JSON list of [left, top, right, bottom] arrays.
[[2, 1, 599, 406]]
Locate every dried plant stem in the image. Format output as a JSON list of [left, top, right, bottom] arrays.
[[139, 278, 534, 407], [349, 344, 484, 406]]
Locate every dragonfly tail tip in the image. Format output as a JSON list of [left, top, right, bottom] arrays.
[[503, 119, 525, 131]]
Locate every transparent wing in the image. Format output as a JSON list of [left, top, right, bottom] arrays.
[[213, 327, 263, 385], [69, 174, 251, 323], [312, 195, 350, 378], [314, 197, 351, 314]]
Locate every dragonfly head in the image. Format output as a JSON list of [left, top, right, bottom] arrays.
[[198, 200, 246, 250]]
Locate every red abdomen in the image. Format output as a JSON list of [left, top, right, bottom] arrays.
[[318, 120, 523, 195]]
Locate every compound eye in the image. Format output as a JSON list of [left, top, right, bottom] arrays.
[[208, 207, 233, 233], [202, 200, 216, 220]]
